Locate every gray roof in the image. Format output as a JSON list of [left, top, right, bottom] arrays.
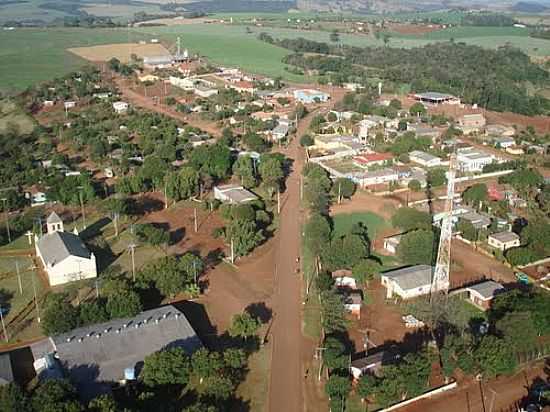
[[46, 212, 62, 224], [489, 231, 519, 243], [31, 305, 201, 399], [37, 232, 91, 266], [0, 353, 13, 385], [415, 92, 455, 100], [466, 280, 504, 299], [351, 349, 400, 371], [382, 265, 433, 291]]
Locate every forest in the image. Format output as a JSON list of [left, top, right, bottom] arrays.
[[263, 35, 550, 116]]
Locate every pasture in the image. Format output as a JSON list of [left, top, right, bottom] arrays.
[[332, 212, 389, 240]]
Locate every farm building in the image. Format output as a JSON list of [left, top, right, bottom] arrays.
[[412, 92, 460, 105], [408, 150, 441, 168], [383, 234, 402, 255], [293, 89, 330, 104], [381, 265, 435, 299], [35, 212, 97, 286], [465, 280, 504, 311], [214, 185, 258, 204], [487, 231, 520, 251], [31, 305, 201, 400]]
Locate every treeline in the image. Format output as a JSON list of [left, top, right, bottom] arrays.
[[461, 12, 516, 27], [262, 34, 550, 116]]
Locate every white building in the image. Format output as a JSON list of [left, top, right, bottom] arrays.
[[35, 212, 97, 286], [457, 147, 494, 173], [355, 168, 399, 188], [494, 136, 515, 149], [331, 269, 357, 289], [383, 234, 402, 255], [465, 280, 504, 311], [487, 231, 520, 251], [408, 150, 441, 168], [213, 185, 258, 204], [112, 101, 129, 114], [381, 265, 435, 299], [458, 113, 486, 135]]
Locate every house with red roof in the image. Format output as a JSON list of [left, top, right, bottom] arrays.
[[353, 152, 394, 168]]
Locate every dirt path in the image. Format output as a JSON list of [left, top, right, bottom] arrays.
[[114, 77, 222, 137]]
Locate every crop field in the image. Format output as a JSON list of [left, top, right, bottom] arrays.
[[69, 42, 171, 63]]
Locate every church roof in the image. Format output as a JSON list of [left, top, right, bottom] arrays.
[[46, 212, 62, 224], [37, 231, 91, 266]]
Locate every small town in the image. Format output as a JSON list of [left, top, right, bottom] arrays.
[[0, 3, 550, 412]]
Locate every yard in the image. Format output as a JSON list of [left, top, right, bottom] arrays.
[[332, 211, 390, 242]]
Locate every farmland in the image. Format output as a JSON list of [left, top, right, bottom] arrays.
[[2, 19, 550, 93]]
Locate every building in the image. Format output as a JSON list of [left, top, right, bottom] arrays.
[[494, 136, 515, 149], [31, 305, 201, 400], [143, 55, 174, 68], [64, 101, 76, 109], [112, 101, 129, 114], [488, 231, 520, 251], [355, 168, 399, 188], [138, 74, 159, 83], [0, 353, 14, 385], [457, 147, 494, 172], [229, 81, 256, 94], [350, 349, 400, 380], [293, 89, 330, 104], [381, 265, 435, 299], [412, 92, 460, 105], [213, 184, 258, 204], [465, 281, 504, 311], [505, 146, 524, 155], [271, 123, 289, 141], [486, 124, 515, 137], [409, 151, 441, 168], [459, 211, 492, 230], [353, 152, 393, 168], [331, 269, 357, 289], [35, 212, 97, 286], [383, 234, 402, 255], [458, 114, 486, 135], [25, 186, 47, 207], [313, 135, 363, 153], [341, 290, 362, 318], [407, 124, 441, 141]]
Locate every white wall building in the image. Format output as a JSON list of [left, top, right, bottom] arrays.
[[488, 231, 520, 251], [35, 212, 97, 286], [381, 265, 435, 299], [213, 185, 258, 204], [457, 147, 495, 173], [409, 150, 441, 168], [112, 101, 129, 114]]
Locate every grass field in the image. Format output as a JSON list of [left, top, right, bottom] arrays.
[[0, 100, 35, 134], [332, 212, 389, 240]]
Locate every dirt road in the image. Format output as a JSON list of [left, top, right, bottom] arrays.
[[114, 78, 222, 137]]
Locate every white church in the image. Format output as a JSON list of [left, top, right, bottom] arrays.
[[35, 212, 97, 286]]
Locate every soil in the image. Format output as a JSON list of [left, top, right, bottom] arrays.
[[68, 43, 171, 64]]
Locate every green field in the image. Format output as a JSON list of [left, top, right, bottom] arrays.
[[0, 99, 36, 134], [2, 20, 550, 93], [332, 212, 389, 240]]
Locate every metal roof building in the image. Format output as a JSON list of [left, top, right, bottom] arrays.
[[381, 265, 435, 299], [31, 305, 202, 400]]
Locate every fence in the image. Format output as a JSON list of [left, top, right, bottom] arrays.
[[376, 381, 458, 411]]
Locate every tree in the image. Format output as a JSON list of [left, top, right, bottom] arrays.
[[189, 143, 232, 180], [409, 102, 426, 116], [229, 311, 260, 340], [357, 374, 376, 402], [408, 179, 421, 192], [101, 197, 129, 237], [325, 375, 351, 404], [352, 259, 380, 286], [106, 289, 142, 319], [391, 207, 431, 232], [41, 294, 79, 336], [87, 395, 121, 412], [323, 231, 370, 271], [397, 229, 435, 265], [331, 178, 356, 201], [320, 290, 348, 334], [462, 183, 488, 208], [456, 218, 477, 242], [165, 167, 200, 201], [427, 168, 447, 187], [0, 383, 30, 412], [474, 335, 517, 378], [232, 155, 256, 188], [135, 224, 169, 251], [495, 311, 538, 352], [323, 337, 348, 371], [300, 134, 314, 147], [304, 213, 331, 258], [141, 347, 191, 387], [31, 380, 83, 412], [78, 300, 108, 325], [258, 155, 284, 196], [225, 218, 264, 257]]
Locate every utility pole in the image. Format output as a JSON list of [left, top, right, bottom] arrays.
[[277, 190, 281, 214], [314, 347, 326, 381], [128, 243, 137, 282], [113, 212, 119, 237], [77, 188, 86, 229], [25, 230, 33, 245], [164, 182, 168, 209], [0, 307, 8, 343], [15, 261, 22, 295], [194, 208, 198, 233], [31, 268, 40, 323], [230, 238, 235, 264], [338, 181, 342, 204], [0, 198, 11, 243], [95, 278, 100, 299]]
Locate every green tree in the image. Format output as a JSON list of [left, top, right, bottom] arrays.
[[41, 294, 79, 336], [87, 395, 121, 412], [300, 134, 314, 147], [258, 155, 285, 197], [320, 290, 348, 334], [408, 179, 421, 192], [304, 214, 331, 258], [323, 337, 348, 371], [474, 335, 517, 378], [165, 167, 200, 201], [101, 196, 129, 237], [456, 218, 477, 242], [391, 207, 431, 232], [229, 311, 260, 340], [409, 102, 426, 116], [495, 311, 538, 352], [31, 380, 83, 412], [135, 224, 169, 251], [427, 168, 447, 187], [331, 178, 356, 201], [357, 374, 376, 402], [232, 155, 256, 188], [325, 375, 351, 405], [225, 218, 265, 257], [462, 183, 488, 208], [78, 300, 108, 325], [352, 259, 381, 286], [106, 289, 142, 319], [397, 229, 435, 265], [141, 347, 191, 387], [0, 383, 30, 412]]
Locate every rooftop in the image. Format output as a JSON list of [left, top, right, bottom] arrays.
[[382, 265, 433, 291], [36, 231, 91, 266], [46, 211, 62, 224], [466, 280, 504, 299], [409, 150, 440, 162], [489, 231, 520, 243], [414, 92, 456, 101]]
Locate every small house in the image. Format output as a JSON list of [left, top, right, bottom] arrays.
[[465, 280, 504, 311], [488, 231, 520, 251], [271, 123, 289, 141], [341, 290, 362, 318], [494, 136, 515, 149], [213, 185, 258, 204], [458, 114, 486, 135], [383, 234, 402, 255], [408, 151, 441, 168], [64, 101, 76, 109], [331, 269, 357, 289], [381, 265, 435, 299], [293, 89, 330, 104], [113, 101, 129, 114], [350, 349, 400, 380], [353, 152, 393, 168]]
